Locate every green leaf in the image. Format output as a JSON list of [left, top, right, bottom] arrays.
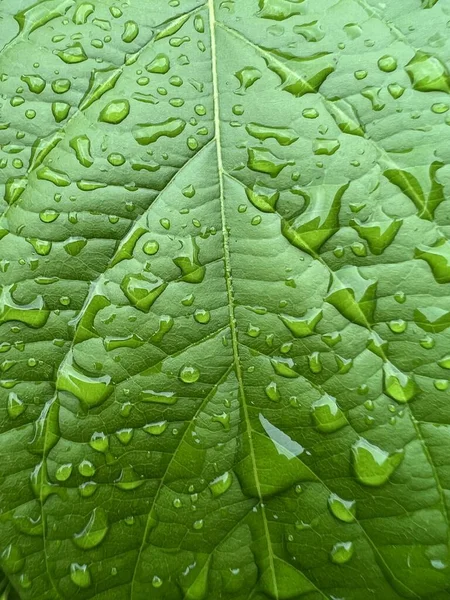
[[0, 0, 450, 599]]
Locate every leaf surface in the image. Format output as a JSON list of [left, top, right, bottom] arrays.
[[1, 0, 450, 599]]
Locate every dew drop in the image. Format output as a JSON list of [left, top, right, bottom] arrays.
[[330, 541, 354, 564], [328, 493, 356, 523], [352, 438, 404, 487], [70, 563, 91, 588], [311, 394, 346, 433], [179, 365, 200, 384]]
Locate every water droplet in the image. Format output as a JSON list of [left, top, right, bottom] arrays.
[[246, 182, 279, 213], [99, 99, 130, 124], [311, 394, 346, 433], [330, 541, 354, 564], [89, 431, 109, 453], [246, 122, 299, 146], [209, 471, 233, 497], [143, 421, 168, 435], [271, 357, 298, 378], [56, 43, 88, 64], [37, 166, 70, 187], [194, 309, 210, 324], [7, 391, 25, 418], [69, 135, 93, 168], [431, 102, 449, 114], [388, 319, 407, 333], [70, 563, 91, 588], [282, 183, 348, 255], [415, 239, 450, 284], [377, 55, 397, 72], [280, 308, 322, 337], [434, 379, 449, 391], [265, 381, 280, 402], [141, 390, 176, 405], [173, 237, 205, 283], [55, 463, 73, 481], [78, 460, 95, 478], [328, 493, 356, 522], [0, 285, 50, 328], [51, 78, 71, 94], [115, 466, 144, 490], [438, 355, 450, 369], [361, 86, 385, 111], [234, 66, 262, 94], [115, 428, 133, 445], [212, 412, 230, 430], [57, 358, 113, 409], [405, 51, 450, 93], [247, 146, 294, 177], [293, 20, 324, 42], [383, 362, 419, 403], [344, 22, 362, 39], [108, 152, 126, 166], [21, 74, 46, 94], [122, 20, 139, 43], [1, 545, 25, 574], [326, 267, 377, 327], [133, 118, 186, 144], [302, 107, 319, 119], [179, 365, 200, 384], [52, 102, 70, 122], [121, 273, 166, 312], [313, 138, 340, 155], [352, 438, 404, 487], [73, 508, 108, 549], [143, 240, 159, 256], [73, 2, 95, 24]]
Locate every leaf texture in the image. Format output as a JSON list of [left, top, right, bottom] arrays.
[[0, 0, 450, 599]]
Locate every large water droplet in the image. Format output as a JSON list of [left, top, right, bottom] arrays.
[[311, 394, 346, 433], [70, 563, 92, 588], [0, 285, 49, 328], [383, 363, 419, 403], [1, 545, 25, 574], [415, 239, 450, 284], [209, 471, 233, 497], [56, 43, 88, 64], [246, 182, 280, 213], [73, 508, 108, 549], [141, 390, 177, 404], [57, 358, 113, 409], [280, 307, 322, 337], [133, 118, 186, 145], [328, 493, 356, 522], [405, 51, 450, 93], [282, 183, 348, 255], [247, 146, 294, 177], [352, 438, 404, 487], [271, 357, 298, 378], [173, 237, 205, 283], [69, 135, 93, 168], [120, 273, 166, 312], [99, 100, 130, 124], [146, 53, 170, 74], [330, 541, 354, 564], [258, 0, 305, 20], [326, 267, 377, 327], [179, 365, 200, 383]]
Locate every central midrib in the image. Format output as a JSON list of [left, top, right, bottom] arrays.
[[206, 1, 280, 598]]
